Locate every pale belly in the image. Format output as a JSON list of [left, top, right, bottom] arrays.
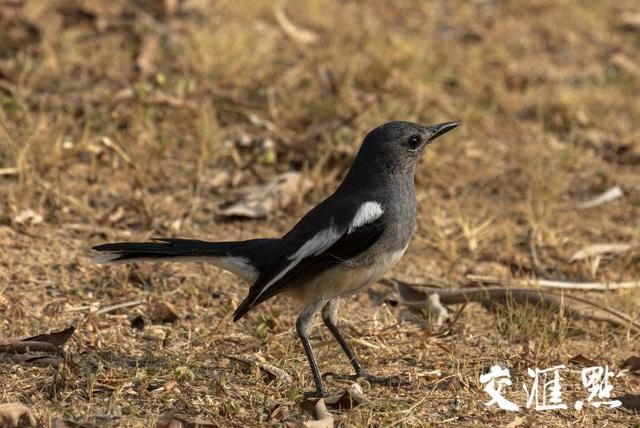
[[287, 244, 408, 306]]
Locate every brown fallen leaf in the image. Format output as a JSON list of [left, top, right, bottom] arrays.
[[418, 369, 442, 381], [569, 354, 597, 367], [156, 411, 215, 428], [218, 172, 313, 219], [303, 399, 334, 428], [0, 403, 37, 427], [12, 355, 64, 368], [136, 32, 160, 79], [220, 354, 293, 384], [0, 341, 58, 354], [620, 12, 640, 33], [615, 394, 640, 411], [391, 282, 449, 326], [143, 326, 167, 345], [208, 170, 231, 191], [506, 415, 527, 428], [0, 326, 75, 353], [149, 299, 179, 323], [21, 326, 75, 347], [302, 383, 367, 413], [621, 356, 640, 372], [611, 55, 640, 79], [12, 209, 43, 226]]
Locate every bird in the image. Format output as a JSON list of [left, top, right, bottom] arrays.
[[91, 120, 459, 397]]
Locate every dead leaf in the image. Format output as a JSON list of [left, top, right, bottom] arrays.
[[0, 326, 75, 353], [621, 356, 640, 372], [12, 355, 64, 368], [136, 33, 160, 79], [569, 354, 597, 367], [386, 281, 450, 326], [0, 166, 19, 176], [220, 354, 293, 384], [0, 403, 37, 427], [303, 399, 334, 428], [506, 415, 526, 428], [208, 170, 231, 191], [323, 383, 367, 410], [0, 341, 58, 353], [274, 7, 318, 44], [611, 54, 640, 79], [100, 136, 135, 168], [615, 394, 640, 410], [143, 326, 167, 343], [218, 172, 312, 219], [12, 209, 43, 225], [576, 185, 624, 209], [149, 299, 179, 323], [107, 206, 126, 224], [156, 411, 215, 428], [247, 113, 276, 132], [570, 243, 635, 262], [418, 370, 442, 381], [620, 13, 640, 33]]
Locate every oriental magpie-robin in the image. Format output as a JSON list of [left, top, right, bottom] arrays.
[[92, 120, 459, 397]]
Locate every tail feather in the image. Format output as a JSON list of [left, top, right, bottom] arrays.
[[91, 237, 279, 282], [92, 238, 232, 262]]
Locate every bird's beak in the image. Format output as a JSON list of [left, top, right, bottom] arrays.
[[426, 122, 460, 142]]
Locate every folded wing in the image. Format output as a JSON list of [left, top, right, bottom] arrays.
[[233, 201, 385, 320]]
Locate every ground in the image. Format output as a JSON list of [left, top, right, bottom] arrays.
[[0, 0, 639, 426]]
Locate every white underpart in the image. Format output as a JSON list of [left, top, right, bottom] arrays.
[[348, 201, 384, 233], [292, 242, 410, 305], [92, 252, 123, 264], [93, 252, 258, 282], [253, 227, 341, 302], [208, 256, 258, 282]]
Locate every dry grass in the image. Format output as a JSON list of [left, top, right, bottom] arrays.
[[0, 0, 639, 426]]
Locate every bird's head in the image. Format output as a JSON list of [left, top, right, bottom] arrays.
[[354, 121, 460, 175]]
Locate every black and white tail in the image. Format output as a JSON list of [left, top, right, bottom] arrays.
[[91, 237, 279, 282]]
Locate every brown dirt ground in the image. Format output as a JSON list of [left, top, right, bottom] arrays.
[[0, 0, 639, 426]]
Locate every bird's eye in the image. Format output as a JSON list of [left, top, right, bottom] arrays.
[[407, 135, 422, 149]]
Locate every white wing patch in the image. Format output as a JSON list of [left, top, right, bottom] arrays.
[[251, 202, 383, 304], [253, 227, 341, 302], [349, 201, 384, 233]]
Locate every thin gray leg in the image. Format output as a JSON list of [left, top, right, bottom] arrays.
[[321, 298, 408, 387], [321, 299, 365, 374], [296, 300, 327, 397]]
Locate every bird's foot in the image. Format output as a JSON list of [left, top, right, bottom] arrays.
[[323, 371, 409, 387]]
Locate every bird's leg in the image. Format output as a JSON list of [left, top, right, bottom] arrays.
[[296, 301, 328, 398], [321, 299, 408, 387], [321, 299, 364, 374]]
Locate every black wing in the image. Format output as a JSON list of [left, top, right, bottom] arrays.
[[232, 215, 385, 321]]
